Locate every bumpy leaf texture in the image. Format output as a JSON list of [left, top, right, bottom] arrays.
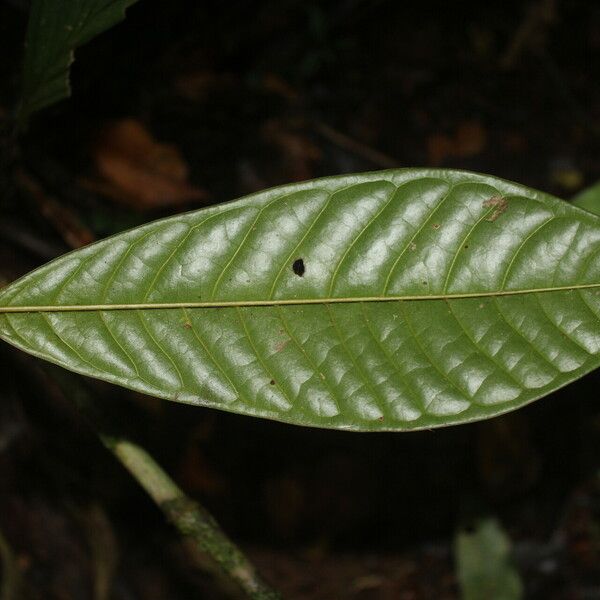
[[1, 169, 599, 431]]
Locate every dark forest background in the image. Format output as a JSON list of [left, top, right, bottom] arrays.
[[0, 0, 598, 598]]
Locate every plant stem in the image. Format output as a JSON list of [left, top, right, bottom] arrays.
[[102, 435, 281, 599], [44, 366, 282, 600]]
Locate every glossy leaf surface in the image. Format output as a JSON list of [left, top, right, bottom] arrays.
[[1, 169, 599, 431], [20, 0, 138, 124]]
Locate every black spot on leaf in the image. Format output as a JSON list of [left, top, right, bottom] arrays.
[[292, 258, 305, 277]]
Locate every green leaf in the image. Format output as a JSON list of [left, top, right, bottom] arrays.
[[0, 168, 599, 431], [19, 0, 138, 125], [572, 180, 600, 217], [455, 518, 523, 600]]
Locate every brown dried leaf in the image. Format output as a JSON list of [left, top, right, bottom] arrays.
[[427, 120, 487, 165], [93, 119, 208, 210], [174, 70, 236, 101], [427, 134, 454, 166], [455, 120, 487, 157], [16, 170, 95, 249], [262, 118, 322, 181]]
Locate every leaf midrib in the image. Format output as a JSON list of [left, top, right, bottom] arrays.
[[1, 282, 599, 313]]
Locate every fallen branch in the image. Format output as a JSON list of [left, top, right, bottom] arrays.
[[104, 436, 281, 600], [45, 367, 282, 600]]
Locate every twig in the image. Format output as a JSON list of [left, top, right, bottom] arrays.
[[500, 0, 557, 70], [312, 121, 399, 168], [46, 367, 282, 600], [259, 74, 398, 169], [15, 168, 95, 249], [0, 217, 65, 259]]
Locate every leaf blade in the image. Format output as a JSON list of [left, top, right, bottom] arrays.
[[1, 168, 599, 431]]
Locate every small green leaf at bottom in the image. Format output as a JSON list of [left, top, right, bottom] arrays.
[[455, 518, 523, 600]]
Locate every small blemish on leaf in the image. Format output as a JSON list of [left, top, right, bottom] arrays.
[[184, 321, 192, 329], [292, 258, 305, 276], [270, 379, 276, 385], [432, 223, 440, 230], [483, 195, 508, 221], [274, 340, 288, 352]]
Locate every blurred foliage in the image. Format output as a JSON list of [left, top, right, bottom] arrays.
[[19, 0, 138, 126], [455, 518, 523, 600], [573, 180, 600, 216]]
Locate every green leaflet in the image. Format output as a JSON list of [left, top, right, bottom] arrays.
[[0, 168, 599, 431], [19, 0, 138, 125]]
